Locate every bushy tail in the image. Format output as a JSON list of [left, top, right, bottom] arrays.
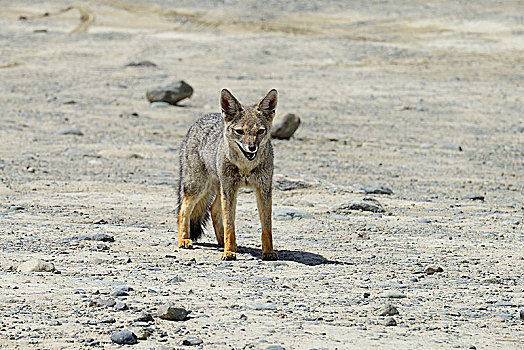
[[177, 186, 213, 242]]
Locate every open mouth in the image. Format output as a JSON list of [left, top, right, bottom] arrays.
[[237, 143, 257, 161]]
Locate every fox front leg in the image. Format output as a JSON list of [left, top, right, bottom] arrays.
[[220, 183, 238, 260], [256, 186, 277, 261]]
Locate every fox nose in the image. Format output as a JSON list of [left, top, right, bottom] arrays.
[[248, 145, 257, 152]]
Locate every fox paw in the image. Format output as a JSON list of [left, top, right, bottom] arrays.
[[178, 239, 193, 249], [221, 251, 237, 261], [262, 251, 278, 261]]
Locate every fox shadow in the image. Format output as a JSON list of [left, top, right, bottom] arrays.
[[195, 242, 346, 266]]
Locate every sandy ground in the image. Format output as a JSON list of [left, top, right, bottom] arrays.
[[0, 0, 523, 349]]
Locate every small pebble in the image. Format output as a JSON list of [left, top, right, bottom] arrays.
[[157, 304, 189, 321], [376, 303, 399, 316], [380, 290, 406, 299]]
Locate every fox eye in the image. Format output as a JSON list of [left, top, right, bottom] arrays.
[[257, 129, 266, 135], [233, 128, 244, 135]]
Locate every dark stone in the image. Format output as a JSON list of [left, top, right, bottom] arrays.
[[146, 80, 193, 105], [156, 304, 189, 321], [335, 197, 385, 214], [111, 285, 133, 297], [126, 61, 157, 67], [354, 184, 393, 195], [425, 266, 444, 275], [182, 337, 203, 346], [110, 330, 138, 345], [56, 128, 84, 136], [271, 113, 301, 139], [519, 309, 524, 320], [134, 312, 154, 322], [462, 194, 485, 201], [273, 174, 312, 191]]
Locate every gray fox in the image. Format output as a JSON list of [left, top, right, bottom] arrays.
[[177, 89, 278, 261]]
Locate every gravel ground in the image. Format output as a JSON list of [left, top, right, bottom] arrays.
[[0, 1, 523, 349]]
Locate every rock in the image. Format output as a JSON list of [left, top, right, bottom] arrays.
[[271, 113, 300, 139], [9, 205, 25, 212], [384, 317, 397, 326], [19, 258, 55, 273], [247, 303, 277, 311], [110, 330, 138, 345], [182, 337, 203, 346], [380, 290, 406, 299], [363, 292, 370, 298], [376, 303, 399, 316], [520, 309, 524, 320], [334, 197, 385, 214], [126, 60, 157, 67], [114, 301, 128, 311], [111, 285, 133, 297], [136, 328, 152, 340], [100, 318, 116, 324], [417, 218, 431, 224], [134, 312, 154, 323], [89, 298, 116, 308], [425, 266, 444, 275], [273, 208, 312, 221], [156, 305, 189, 321], [71, 233, 114, 242], [462, 194, 484, 201], [56, 128, 84, 136], [265, 345, 285, 350], [146, 80, 193, 105], [98, 150, 143, 159], [273, 173, 313, 191], [354, 184, 393, 195]]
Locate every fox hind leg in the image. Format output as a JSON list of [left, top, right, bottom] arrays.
[[178, 194, 199, 249], [210, 191, 224, 247]]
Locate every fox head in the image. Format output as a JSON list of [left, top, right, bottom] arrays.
[[220, 89, 277, 162]]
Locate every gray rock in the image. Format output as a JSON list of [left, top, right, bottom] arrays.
[[56, 128, 84, 136], [19, 258, 55, 273], [462, 194, 485, 201], [354, 184, 393, 195], [114, 301, 128, 311], [265, 345, 285, 350], [182, 337, 203, 346], [126, 60, 157, 67], [134, 312, 154, 323], [425, 266, 444, 275], [82, 233, 115, 242], [273, 174, 313, 191], [111, 285, 133, 297], [156, 305, 189, 321], [247, 303, 277, 311], [380, 290, 406, 299], [89, 298, 116, 308], [9, 205, 25, 212], [520, 309, 524, 320], [335, 197, 385, 214], [146, 80, 193, 105], [376, 303, 399, 316], [271, 113, 300, 139], [273, 208, 312, 221], [110, 330, 138, 345], [100, 318, 116, 324], [384, 317, 397, 326]]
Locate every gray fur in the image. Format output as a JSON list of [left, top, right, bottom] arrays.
[[177, 90, 276, 243]]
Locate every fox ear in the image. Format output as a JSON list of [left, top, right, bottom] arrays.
[[257, 89, 278, 117], [221, 89, 241, 121]]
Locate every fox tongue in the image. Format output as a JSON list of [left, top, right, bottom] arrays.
[[245, 152, 256, 160]]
